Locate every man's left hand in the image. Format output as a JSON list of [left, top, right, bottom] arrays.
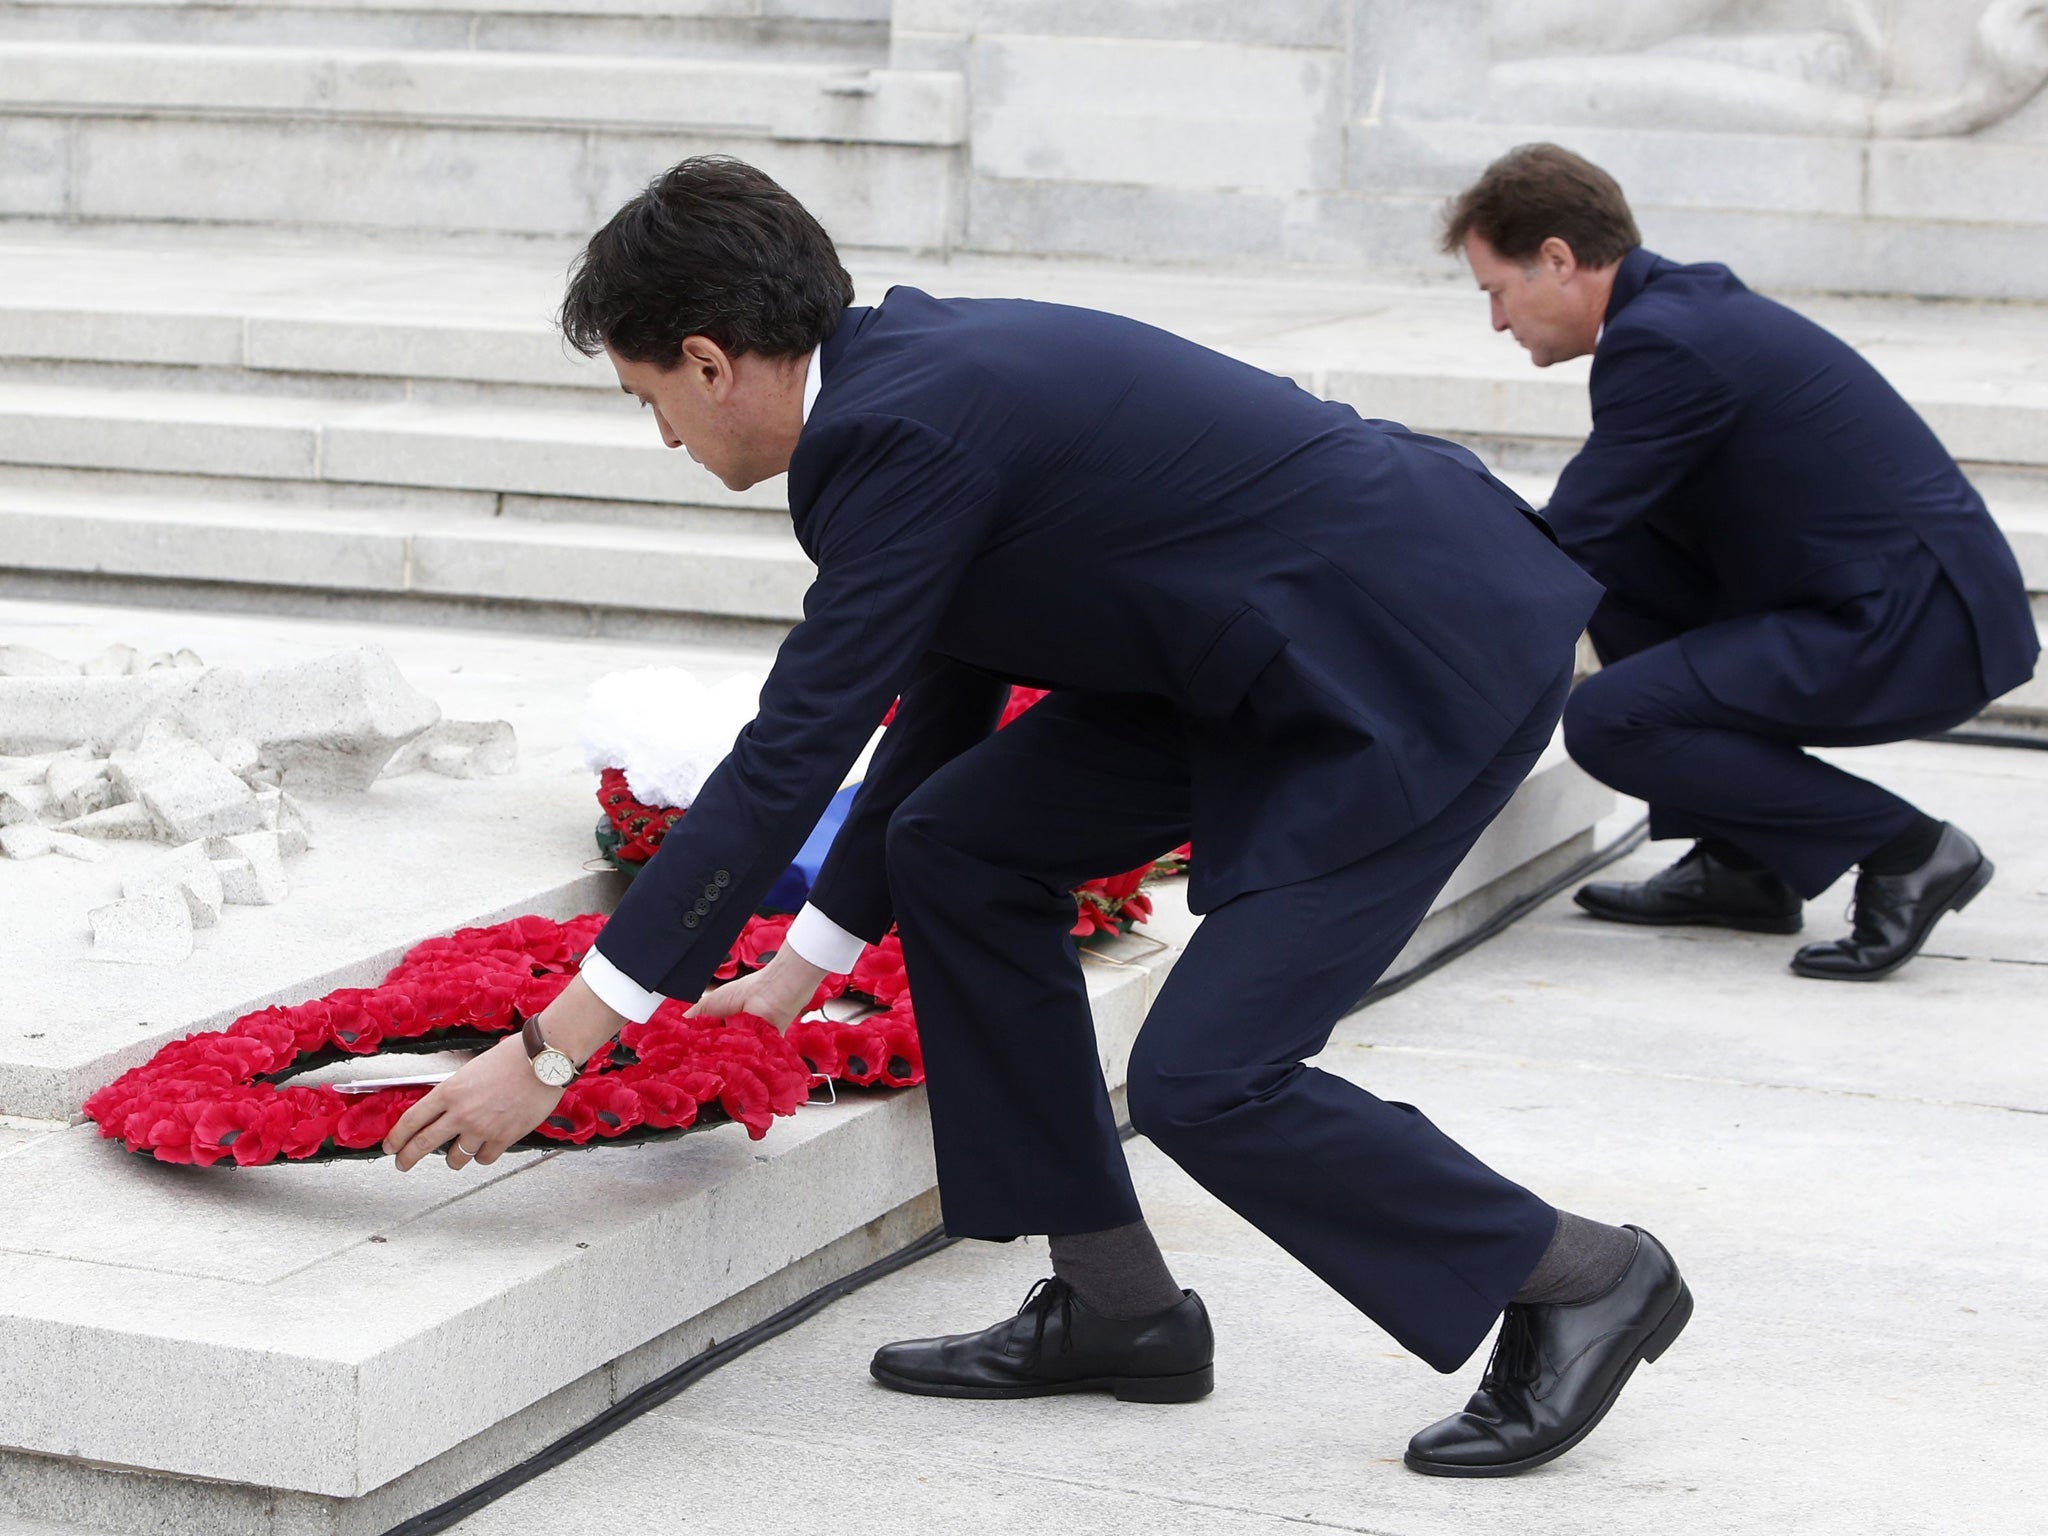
[[383, 1032, 566, 1172], [385, 975, 630, 1172]]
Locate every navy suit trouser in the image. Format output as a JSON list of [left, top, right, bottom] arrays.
[[1565, 574, 1989, 898], [882, 673, 1570, 1374]]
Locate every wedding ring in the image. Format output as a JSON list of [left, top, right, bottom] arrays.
[[456, 1141, 482, 1157]]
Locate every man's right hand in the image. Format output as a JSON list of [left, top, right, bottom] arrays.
[[686, 943, 831, 1032]]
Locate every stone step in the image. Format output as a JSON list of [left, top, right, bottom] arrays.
[[0, 0, 888, 61], [0, 41, 963, 244], [1487, 462, 2048, 600], [0, 480, 813, 624], [1, 234, 2043, 653], [4, 235, 2042, 460], [0, 378, 779, 510]]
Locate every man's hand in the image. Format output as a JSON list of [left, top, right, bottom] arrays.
[[382, 1032, 564, 1172], [385, 974, 629, 1172], [688, 944, 829, 1032]]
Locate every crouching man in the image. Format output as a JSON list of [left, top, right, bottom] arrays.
[[1446, 144, 2038, 979]]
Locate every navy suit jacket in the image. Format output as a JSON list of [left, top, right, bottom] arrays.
[[596, 290, 1601, 1001], [1549, 247, 2037, 721]]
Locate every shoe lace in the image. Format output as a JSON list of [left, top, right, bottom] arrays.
[[1842, 872, 1887, 941], [1480, 1305, 1543, 1389], [1017, 1276, 1077, 1361]]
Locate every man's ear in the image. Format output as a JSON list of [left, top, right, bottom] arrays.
[[1538, 235, 1580, 282], [678, 334, 737, 399]]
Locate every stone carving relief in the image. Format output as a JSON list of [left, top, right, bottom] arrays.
[[1484, 0, 2048, 137]]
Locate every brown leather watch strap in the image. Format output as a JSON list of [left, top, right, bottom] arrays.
[[521, 1014, 546, 1060]]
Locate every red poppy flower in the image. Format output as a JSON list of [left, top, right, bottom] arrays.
[[630, 1078, 700, 1131], [197, 1097, 303, 1167], [542, 1095, 600, 1145], [576, 1078, 647, 1138], [998, 686, 1050, 728], [275, 1088, 339, 1160], [135, 1101, 209, 1164], [734, 913, 795, 970], [333, 1090, 422, 1150], [875, 1006, 923, 1087], [786, 1017, 848, 1078], [849, 937, 909, 1006]]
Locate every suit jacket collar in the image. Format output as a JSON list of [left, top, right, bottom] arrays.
[[818, 304, 876, 385], [1604, 246, 1662, 326]]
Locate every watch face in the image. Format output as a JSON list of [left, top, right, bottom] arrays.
[[534, 1049, 576, 1089]]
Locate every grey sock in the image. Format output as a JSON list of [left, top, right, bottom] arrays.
[[1049, 1220, 1186, 1320], [1513, 1210, 1640, 1307]]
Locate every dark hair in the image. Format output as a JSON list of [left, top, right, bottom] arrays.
[[1439, 143, 1640, 267], [559, 156, 854, 367]]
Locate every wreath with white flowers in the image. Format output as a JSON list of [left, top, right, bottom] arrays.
[[589, 682, 1188, 937]]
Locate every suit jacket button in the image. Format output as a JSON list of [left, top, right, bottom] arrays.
[[682, 912, 700, 929], [714, 870, 731, 887], [692, 898, 710, 916], [703, 882, 721, 901]]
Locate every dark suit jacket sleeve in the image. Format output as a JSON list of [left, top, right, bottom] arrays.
[[803, 651, 1010, 942], [1545, 329, 1740, 591], [592, 414, 1000, 1001]]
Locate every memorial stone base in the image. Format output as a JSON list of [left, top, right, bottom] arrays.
[[0, 598, 1612, 1536]]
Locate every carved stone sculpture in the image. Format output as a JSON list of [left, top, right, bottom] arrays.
[[1485, 0, 2048, 138]]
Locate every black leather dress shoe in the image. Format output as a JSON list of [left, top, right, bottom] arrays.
[[1575, 843, 1802, 933], [869, 1277, 1214, 1403], [1791, 822, 1992, 982], [1405, 1226, 1691, 1478]]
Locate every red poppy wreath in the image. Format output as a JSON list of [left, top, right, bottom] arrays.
[[81, 913, 922, 1169]]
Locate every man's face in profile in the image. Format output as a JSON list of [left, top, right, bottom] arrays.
[[1462, 232, 1599, 368], [608, 340, 787, 492]]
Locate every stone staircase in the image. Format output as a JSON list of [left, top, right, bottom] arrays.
[[0, 232, 818, 640], [0, 232, 2041, 728], [0, 2, 959, 247]]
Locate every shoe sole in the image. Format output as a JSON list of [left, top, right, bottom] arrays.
[[1402, 1281, 1694, 1480], [1788, 855, 1994, 983], [869, 1360, 1214, 1404], [1573, 892, 1803, 935]]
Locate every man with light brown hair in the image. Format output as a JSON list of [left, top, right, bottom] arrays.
[[1443, 143, 2036, 982]]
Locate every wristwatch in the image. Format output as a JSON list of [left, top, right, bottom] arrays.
[[521, 1015, 578, 1089]]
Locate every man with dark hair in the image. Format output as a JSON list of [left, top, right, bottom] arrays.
[[1446, 143, 2037, 979], [386, 154, 1694, 1478]]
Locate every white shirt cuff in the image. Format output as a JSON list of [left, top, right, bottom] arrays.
[[784, 903, 867, 974], [577, 947, 667, 1024]]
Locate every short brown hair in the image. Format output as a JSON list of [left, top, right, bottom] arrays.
[[1439, 143, 1640, 267], [560, 156, 854, 367]]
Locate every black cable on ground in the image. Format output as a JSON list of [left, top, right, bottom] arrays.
[[380, 1223, 964, 1536]]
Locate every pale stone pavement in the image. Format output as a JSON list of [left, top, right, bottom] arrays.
[[404, 735, 2047, 1536]]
